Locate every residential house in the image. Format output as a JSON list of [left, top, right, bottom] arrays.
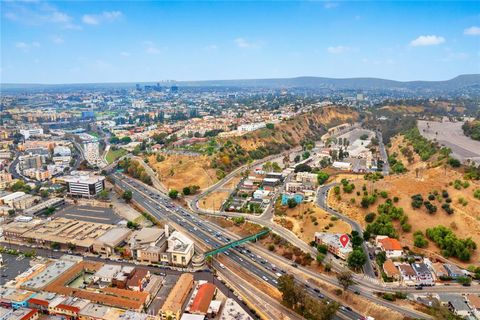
[[375, 236, 403, 259], [431, 263, 448, 280], [444, 264, 465, 279], [439, 294, 472, 318], [412, 263, 435, 286], [398, 264, 416, 286], [382, 259, 400, 281]]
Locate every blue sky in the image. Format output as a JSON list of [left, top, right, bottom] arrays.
[[1, 1, 479, 83]]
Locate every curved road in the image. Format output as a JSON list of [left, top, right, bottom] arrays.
[[317, 183, 376, 278]]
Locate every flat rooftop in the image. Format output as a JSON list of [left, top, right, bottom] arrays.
[[22, 217, 114, 248], [22, 260, 76, 291], [55, 205, 121, 224], [43, 261, 149, 310]]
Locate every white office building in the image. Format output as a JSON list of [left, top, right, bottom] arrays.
[[63, 171, 105, 198], [19, 128, 44, 140], [53, 146, 71, 157]]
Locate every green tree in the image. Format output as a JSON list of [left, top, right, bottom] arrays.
[[316, 253, 325, 264], [168, 189, 179, 199], [40, 189, 50, 198], [337, 270, 354, 290], [365, 212, 376, 223], [347, 249, 367, 271], [278, 274, 298, 308], [287, 198, 298, 208], [182, 186, 191, 195], [457, 276, 472, 286], [121, 136, 132, 144], [413, 232, 427, 249], [122, 190, 133, 203], [317, 172, 329, 185], [98, 190, 109, 200], [127, 221, 140, 230], [45, 207, 55, 216], [448, 157, 461, 168]]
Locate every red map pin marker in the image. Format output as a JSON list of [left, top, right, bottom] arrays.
[[339, 234, 349, 248]]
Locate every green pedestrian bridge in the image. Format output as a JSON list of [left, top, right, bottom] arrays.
[[204, 228, 271, 257]]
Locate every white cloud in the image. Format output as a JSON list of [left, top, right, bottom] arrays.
[[15, 42, 29, 49], [410, 35, 445, 47], [50, 35, 64, 44], [204, 44, 218, 51], [234, 37, 261, 49], [93, 59, 111, 69], [15, 41, 40, 51], [82, 15, 98, 25], [439, 50, 469, 62], [3, 1, 80, 29], [50, 11, 70, 23], [327, 46, 350, 54], [120, 51, 131, 57], [464, 26, 480, 36], [324, 2, 338, 9], [82, 11, 122, 25], [143, 41, 160, 54]]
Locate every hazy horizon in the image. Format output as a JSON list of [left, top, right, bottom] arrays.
[[2, 73, 479, 87]]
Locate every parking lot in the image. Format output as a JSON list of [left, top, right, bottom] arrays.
[[418, 120, 480, 165], [0, 253, 32, 285], [54, 205, 122, 225]]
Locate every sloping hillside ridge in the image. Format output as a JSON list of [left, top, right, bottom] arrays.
[[235, 106, 359, 151]]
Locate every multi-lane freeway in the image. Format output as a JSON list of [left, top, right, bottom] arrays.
[[111, 172, 364, 320]]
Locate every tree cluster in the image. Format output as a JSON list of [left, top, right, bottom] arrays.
[[278, 274, 339, 320], [426, 226, 477, 261], [118, 158, 152, 185], [404, 127, 438, 161], [462, 120, 480, 141]]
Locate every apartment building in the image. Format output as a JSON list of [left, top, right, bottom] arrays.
[[314, 232, 353, 260], [19, 155, 44, 171], [0, 171, 12, 190], [160, 273, 194, 320]]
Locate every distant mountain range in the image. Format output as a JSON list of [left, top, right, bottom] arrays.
[[1, 74, 479, 92], [177, 74, 480, 91]]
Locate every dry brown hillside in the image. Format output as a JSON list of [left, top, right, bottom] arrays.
[[234, 106, 358, 151], [329, 135, 480, 267], [208, 106, 358, 177], [147, 106, 359, 190]]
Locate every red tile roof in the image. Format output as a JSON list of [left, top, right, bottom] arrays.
[[21, 308, 38, 320], [190, 283, 216, 314], [379, 237, 402, 251], [383, 259, 400, 277], [56, 304, 80, 313], [28, 298, 49, 307]]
